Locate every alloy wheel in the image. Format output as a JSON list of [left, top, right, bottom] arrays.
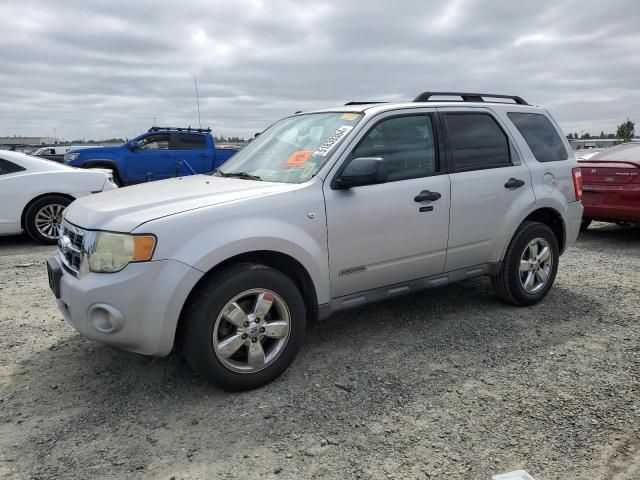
[[34, 204, 66, 240], [212, 289, 291, 374], [519, 237, 553, 294]]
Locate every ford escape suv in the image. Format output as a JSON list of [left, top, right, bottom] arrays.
[[47, 92, 583, 391]]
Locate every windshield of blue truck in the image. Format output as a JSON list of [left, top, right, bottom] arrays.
[[217, 112, 363, 183]]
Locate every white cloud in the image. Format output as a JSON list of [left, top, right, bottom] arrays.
[[0, 0, 639, 139]]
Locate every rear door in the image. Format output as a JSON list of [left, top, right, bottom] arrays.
[[439, 108, 535, 271], [170, 133, 210, 175]]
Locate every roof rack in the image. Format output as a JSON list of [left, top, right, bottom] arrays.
[[148, 126, 212, 133], [344, 101, 388, 106], [413, 92, 528, 105]]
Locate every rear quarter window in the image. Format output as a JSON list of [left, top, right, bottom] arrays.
[[0, 158, 26, 175], [508, 112, 568, 162]]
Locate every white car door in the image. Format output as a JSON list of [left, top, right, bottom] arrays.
[[323, 110, 451, 298], [438, 107, 536, 271]]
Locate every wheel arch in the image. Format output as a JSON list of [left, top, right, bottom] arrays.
[[175, 250, 320, 347], [82, 160, 123, 184], [21, 192, 75, 230], [517, 207, 566, 254]]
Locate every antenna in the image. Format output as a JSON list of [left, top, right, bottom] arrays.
[[194, 77, 202, 129]]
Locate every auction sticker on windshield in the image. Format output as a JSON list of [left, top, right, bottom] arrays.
[[314, 126, 353, 157], [285, 150, 313, 167]]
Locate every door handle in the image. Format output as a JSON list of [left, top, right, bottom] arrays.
[[414, 190, 441, 202], [504, 178, 525, 190]]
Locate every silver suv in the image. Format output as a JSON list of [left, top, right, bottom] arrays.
[[47, 92, 584, 390]]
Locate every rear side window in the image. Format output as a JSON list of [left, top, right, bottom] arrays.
[[507, 112, 568, 162], [444, 113, 511, 171], [0, 158, 26, 175], [172, 134, 206, 150]]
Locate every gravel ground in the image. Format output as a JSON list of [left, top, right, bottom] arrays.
[[1, 223, 639, 480]]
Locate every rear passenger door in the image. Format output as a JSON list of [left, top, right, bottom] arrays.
[[170, 133, 210, 175], [439, 108, 536, 271]]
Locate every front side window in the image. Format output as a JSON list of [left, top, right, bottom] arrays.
[[173, 134, 206, 150], [445, 113, 511, 171], [0, 158, 26, 175], [218, 112, 363, 183], [507, 112, 569, 162], [138, 134, 169, 150], [351, 115, 437, 181]]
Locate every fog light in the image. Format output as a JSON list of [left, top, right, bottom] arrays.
[[88, 304, 125, 334]]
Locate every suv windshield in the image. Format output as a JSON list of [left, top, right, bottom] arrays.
[[217, 112, 363, 183]]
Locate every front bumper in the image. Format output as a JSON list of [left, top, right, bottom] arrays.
[[51, 254, 203, 356]]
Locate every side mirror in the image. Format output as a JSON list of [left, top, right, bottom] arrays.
[[128, 140, 140, 151], [334, 157, 385, 189]]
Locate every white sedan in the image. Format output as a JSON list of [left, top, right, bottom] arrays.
[[0, 150, 117, 244]]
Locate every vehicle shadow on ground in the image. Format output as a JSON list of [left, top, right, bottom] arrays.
[[10, 275, 605, 400], [3, 272, 608, 477], [578, 222, 640, 243]]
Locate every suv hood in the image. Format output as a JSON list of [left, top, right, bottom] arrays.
[[63, 175, 298, 232]]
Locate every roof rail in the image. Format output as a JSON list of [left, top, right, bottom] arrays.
[[148, 126, 212, 133], [344, 101, 388, 106], [413, 92, 528, 105]]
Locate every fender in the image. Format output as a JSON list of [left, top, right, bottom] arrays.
[[81, 159, 124, 185]]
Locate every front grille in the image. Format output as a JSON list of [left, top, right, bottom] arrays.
[[59, 221, 85, 276]]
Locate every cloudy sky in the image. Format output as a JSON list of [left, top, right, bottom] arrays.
[[1, 0, 639, 140]]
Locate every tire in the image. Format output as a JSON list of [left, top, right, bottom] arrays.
[[24, 195, 72, 244], [179, 263, 306, 391], [580, 218, 592, 231], [491, 221, 560, 306]]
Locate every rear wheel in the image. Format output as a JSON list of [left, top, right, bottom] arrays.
[[492, 221, 559, 306], [580, 218, 592, 231], [24, 195, 71, 244], [179, 263, 306, 391]]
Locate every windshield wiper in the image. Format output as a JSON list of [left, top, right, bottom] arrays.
[[217, 171, 262, 181]]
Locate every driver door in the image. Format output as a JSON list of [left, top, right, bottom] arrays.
[[126, 133, 176, 183], [323, 111, 451, 298]]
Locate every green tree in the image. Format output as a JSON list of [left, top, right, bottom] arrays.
[[599, 131, 605, 139], [567, 133, 574, 139], [616, 119, 635, 142], [582, 133, 591, 140]]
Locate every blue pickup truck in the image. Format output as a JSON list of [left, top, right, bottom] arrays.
[[63, 127, 240, 186]]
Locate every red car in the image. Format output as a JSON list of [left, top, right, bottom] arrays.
[[579, 143, 640, 229]]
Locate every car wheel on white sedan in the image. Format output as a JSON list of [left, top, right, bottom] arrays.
[[24, 195, 71, 244], [179, 263, 306, 391]]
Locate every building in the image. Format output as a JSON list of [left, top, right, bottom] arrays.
[[568, 138, 621, 151]]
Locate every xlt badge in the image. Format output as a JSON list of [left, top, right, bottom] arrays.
[[339, 265, 367, 276]]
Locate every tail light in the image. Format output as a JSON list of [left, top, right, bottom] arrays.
[[572, 167, 583, 201]]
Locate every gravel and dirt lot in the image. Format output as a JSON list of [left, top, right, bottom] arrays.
[[1, 223, 639, 480]]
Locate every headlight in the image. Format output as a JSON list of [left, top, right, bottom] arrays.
[[88, 232, 156, 273], [64, 153, 80, 162]]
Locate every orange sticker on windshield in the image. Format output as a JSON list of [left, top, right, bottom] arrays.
[[285, 150, 313, 167], [340, 113, 360, 121]]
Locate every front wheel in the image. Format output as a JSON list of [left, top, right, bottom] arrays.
[[492, 221, 559, 306], [179, 263, 306, 391], [24, 195, 71, 244]]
